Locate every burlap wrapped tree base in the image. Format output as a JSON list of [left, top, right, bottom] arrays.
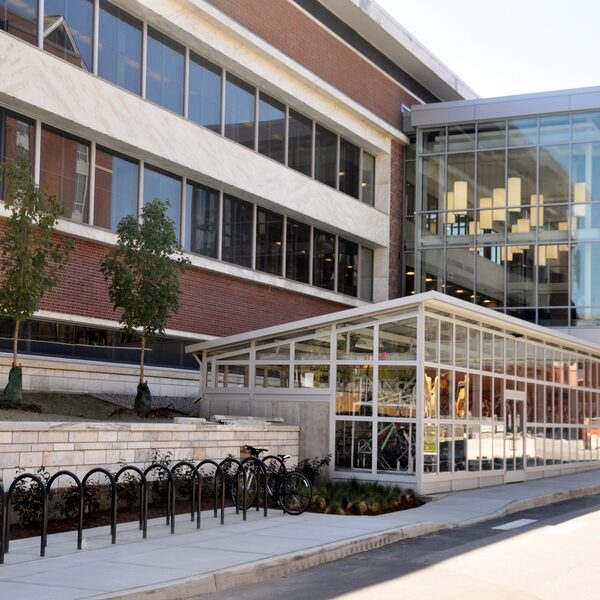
[[135, 381, 152, 411], [3, 366, 23, 404]]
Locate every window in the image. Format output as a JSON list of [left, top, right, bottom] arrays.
[[337, 238, 357, 296], [188, 54, 221, 133], [146, 28, 184, 115], [288, 109, 312, 176], [339, 138, 360, 199], [361, 152, 375, 206], [286, 218, 310, 283], [94, 148, 138, 230], [224, 74, 255, 149], [222, 194, 253, 267], [43, 0, 93, 71], [98, 1, 142, 94], [256, 208, 283, 276], [143, 166, 181, 238], [315, 124, 337, 188], [0, 111, 34, 198], [360, 247, 374, 301], [185, 182, 219, 258], [314, 229, 335, 291], [0, 0, 37, 45], [258, 93, 285, 163], [40, 127, 90, 223]]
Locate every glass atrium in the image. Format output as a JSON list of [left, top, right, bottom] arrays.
[[188, 292, 600, 494]]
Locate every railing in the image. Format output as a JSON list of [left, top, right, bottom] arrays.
[[0, 455, 269, 565]]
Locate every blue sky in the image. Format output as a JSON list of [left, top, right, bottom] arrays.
[[375, 0, 599, 98]]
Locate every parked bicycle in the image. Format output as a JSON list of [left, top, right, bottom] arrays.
[[231, 445, 312, 515]]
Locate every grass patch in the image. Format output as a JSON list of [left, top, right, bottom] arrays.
[[311, 479, 423, 515]]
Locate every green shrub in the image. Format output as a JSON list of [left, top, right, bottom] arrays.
[[11, 466, 50, 526], [295, 454, 331, 484]]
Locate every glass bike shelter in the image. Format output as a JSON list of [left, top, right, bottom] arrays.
[[187, 291, 600, 494]]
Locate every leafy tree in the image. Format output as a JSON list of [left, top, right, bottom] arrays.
[[0, 156, 73, 403], [101, 199, 189, 410]]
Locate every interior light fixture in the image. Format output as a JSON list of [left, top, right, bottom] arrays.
[[492, 188, 506, 221], [507, 177, 521, 211], [361, 182, 368, 187], [406, 270, 415, 275], [453, 181, 468, 212], [573, 182, 587, 216], [456, 289, 465, 294], [338, 171, 345, 177]]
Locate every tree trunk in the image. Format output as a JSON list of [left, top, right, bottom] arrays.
[[12, 318, 20, 368], [140, 330, 146, 384]]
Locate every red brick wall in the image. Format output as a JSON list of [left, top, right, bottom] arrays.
[[37, 235, 348, 338], [206, 0, 419, 130], [388, 140, 404, 299]]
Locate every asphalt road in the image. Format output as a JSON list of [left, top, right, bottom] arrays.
[[198, 494, 600, 600]]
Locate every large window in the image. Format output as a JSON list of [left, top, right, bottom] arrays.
[[360, 247, 374, 301], [146, 28, 184, 115], [0, 0, 37, 45], [94, 148, 138, 230], [188, 54, 222, 133], [98, 0, 142, 94], [43, 0, 93, 71], [286, 219, 310, 284], [256, 208, 283, 276], [337, 238, 358, 297], [224, 74, 255, 149], [40, 127, 90, 223], [361, 152, 375, 206], [315, 124, 337, 188], [288, 109, 312, 177], [186, 182, 219, 258], [222, 194, 253, 267], [258, 93, 285, 163], [143, 166, 181, 238], [0, 110, 34, 198], [314, 229, 335, 291], [339, 138, 360, 199]]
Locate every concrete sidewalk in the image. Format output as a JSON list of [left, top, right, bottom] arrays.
[[1, 470, 600, 600]]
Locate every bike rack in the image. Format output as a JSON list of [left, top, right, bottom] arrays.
[[196, 459, 225, 525], [0, 481, 5, 565], [143, 464, 174, 534], [171, 461, 201, 529], [115, 466, 148, 539], [241, 456, 268, 518], [82, 468, 117, 544], [219, 457, 247, 521], [46, 470, 84, 550]]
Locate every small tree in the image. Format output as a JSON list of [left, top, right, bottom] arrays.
[[0, 156, 73, 403], [101, 199, 189, 410]]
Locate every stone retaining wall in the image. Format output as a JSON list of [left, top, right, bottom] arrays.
[[0, 418, 299, 486]]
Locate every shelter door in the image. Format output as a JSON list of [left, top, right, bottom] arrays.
[[505, 391, 526, 483]]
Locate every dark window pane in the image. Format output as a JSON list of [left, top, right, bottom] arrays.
[[224, 74, 255, 149], [94, 148, 138, 230], [315, 124, 337, 188], [286, 218, 310, 283], [40, 127, 90, 223], [185, 182, 219, 258], [360, 247, 373, 301], [339, 138, 360, 198], [314, 229, 335, 290], [337, 238, 358, 296], [143, 166, 181, 238], [222, 194, 253, 267], [0, 0, 37, 45], [256, 208, 283, 275], [188, 53, 221, 133], [0, 111, 34, 198], [98, 1, 142, 94], [361, 152, 375, 206], [44, 0, 93, 71], [288, 109, 312, 176], [258, 93, 285, 163], [146, 28, 184, 114]]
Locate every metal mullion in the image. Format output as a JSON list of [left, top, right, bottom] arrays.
[[88, 141, 96, 226], [217, 190, 223, 260], [308, 225, 314, 285], [180, 176, 187, 246], [37, 0, 44, 48], [254, 88, 259, 153], [335, 135, 340, 191], [357, 244, 362, 300], [311, 121, 316, 179], [137, 159, 144, 221], [183, 47, 190, 119], [251, 203, 257, 270], [141, 22, 148, 98], [92, 0, 99, 74], [284, 105, 289, 167], [281, 215, 287, 279], [34, 120, 42, 185], [358, 149, 364, 204], [333, 235, 339, 293], [220, 69, 226, 136]]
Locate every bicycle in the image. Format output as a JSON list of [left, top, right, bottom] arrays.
[[231, 445, 312, 515]]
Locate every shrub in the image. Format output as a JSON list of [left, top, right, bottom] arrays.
[[11, 466, 51, 526], [295, 454, 332, 484], [56, 480, 101, 519]]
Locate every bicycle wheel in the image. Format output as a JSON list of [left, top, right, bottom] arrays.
[[230, 467, 258, 509], [278, 471, 312, 515]]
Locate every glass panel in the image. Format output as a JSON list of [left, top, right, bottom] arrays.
[[216, 364, 248, 388], [98, 0, 142, 94], [40, 127, 90, 223], [477, 120, 506, 149], [377, 422, 415, 473], [315, 124, 337, 188], [440, 370, 452, 418], [421, 155, 444, 212], [477, 150, 506, 241], [339, 138, 360, 198], [538, 244, 569, 308], [508, 118, 538, 147], [0, 0, 37, 44], [335, 420, 372, 470], [540, 145, 569, 204], [359, 247, 373, 301], [467, 424, 480, 471], [424, 317, 438, 363], [447, 153, 474, 238], [469, 374, 481, 418], [44, 0, 93, 70], [424, 367, 438, 418], [454, 424, 466, 471], [419, 127, 446, 154], [295, 337, 330, 360], [285, 218, 310, 284], [447, 123, 475, 152], [455, 325, 467, 368], [336, 365, 373, 416], [446, 248, 474, 300], [424, 423, 438, 473], [337, 238, 358, 296], [378, 318, 417, 360], [506, 245, 536, 307], [256, 208, 283, 276], [313, 229, 335, 291], [146, 29, 184, 114], [255, 366, 289, 388], [143, 166, 181, 237], [294, 365, 329, 388], [94, 148, 138, 230], [572, 142, 600, 204], [455, 371, 468, 419], [378, 366, 416, 417], [188, 54, 221, 133], [287, 109, 312, 177], [540, 114, 570, 145], [221, 194, 253, 267], [0, 112, 34, 177], [185, 182, 219, 258], [361, 152, 375, 206], [572, 111, 600, 143], [420, 248, 443, 292], [224, 74, 255, 149], [475, 245, 504, 307], [258, 92, 285, 163], [337, 327, 374, 360], [439, 320, 452, 364], [439, 424, 452, 471]]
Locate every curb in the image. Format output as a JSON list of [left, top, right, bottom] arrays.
[[92, 482, 600, 600]]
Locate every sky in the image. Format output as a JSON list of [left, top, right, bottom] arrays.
[[375, 0, 600, 99]]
